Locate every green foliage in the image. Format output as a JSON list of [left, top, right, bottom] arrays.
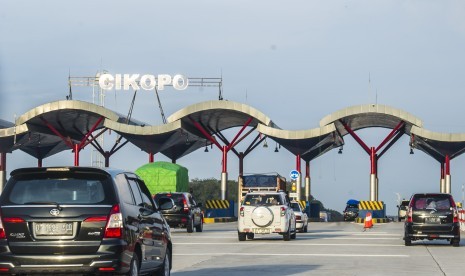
[[189, 178, 238, 206]]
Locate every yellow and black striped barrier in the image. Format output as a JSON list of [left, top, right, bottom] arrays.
[[205, 199, 230, 209], [359, 201, 384, 210], [298, 200, 306, 210]]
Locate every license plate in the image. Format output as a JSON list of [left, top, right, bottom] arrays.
[[34, 223, 73, 236], [425, 217, 440, 223], [253, 228, 271, 234]]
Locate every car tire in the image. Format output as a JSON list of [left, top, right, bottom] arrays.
[[303, 225, 308, 233], [238, 232, 246, 241], [283, 225, 291, 241], [452, 238, 460, 247], [153, 247, 171, 276], [187, 217, 194, 233], [126, 252, 140, 276], [291, 229, 296, 240], [404, 237, 412, 246], [247, 233, 254, 240], [195, 217, 203, 232]]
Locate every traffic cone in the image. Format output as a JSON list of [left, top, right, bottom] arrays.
[[364, 212, 373, 229]]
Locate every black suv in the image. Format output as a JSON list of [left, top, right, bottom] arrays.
[[404, 193, 460, 246], [154, 192, 203, 233], [0, 167, 173, 275], [343, 205, 359, 221]]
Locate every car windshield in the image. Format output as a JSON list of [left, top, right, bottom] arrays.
[[243, 194, 282, 206], [345, 207, 358, 212], [291, 202, 301, 212], [155, 193, 185, 207], [412, 195, 452, 210]]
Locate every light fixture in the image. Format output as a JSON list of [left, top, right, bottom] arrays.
[[410, 148, 414, 155], [338, 146, 343, 154], [263, 138, 268, 148], [204, 140, 209, 152], [274, 143, 279, 152]]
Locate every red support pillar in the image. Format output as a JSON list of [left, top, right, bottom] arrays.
[[74, 144, 80, 166], [38, 158, 43, 168], [445, 155, 451, 194], [440, 162, 445, 193], [296, 154, 301, 200], [305, 161, 311, 201], [0, 153, 6, 192], [222, 146, 227, 173], [149, 152, 154, 163]]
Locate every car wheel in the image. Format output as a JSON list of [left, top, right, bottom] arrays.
[[291, 229, 297, 239], [404, 237, 412, 246], [246, 233, 254, 240], [126, 252, 140, 276], [195, 217, 203, 232], [452, 238, 460, 247], [398, 218, 401, 222], [238, 232, 246, 241], [303, 225, 308, 233], [153, 247, 171, 276], [187, 217, 194, 233], [283, 224, 291, 241]]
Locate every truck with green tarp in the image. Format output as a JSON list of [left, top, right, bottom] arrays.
[[135, 161, 189, 195]]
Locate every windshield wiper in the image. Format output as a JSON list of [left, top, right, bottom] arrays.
[[24, 201, 63, 210]]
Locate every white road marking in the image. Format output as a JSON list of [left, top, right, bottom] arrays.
[[173, 253, 409, 257], [174, 242, 404, 247]]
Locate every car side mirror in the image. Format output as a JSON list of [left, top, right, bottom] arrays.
[[396, 205, 399, 208]]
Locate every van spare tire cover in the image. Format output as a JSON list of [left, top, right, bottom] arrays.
[[252, 206, 274, 227]]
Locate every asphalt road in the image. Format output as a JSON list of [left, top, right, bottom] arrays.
[[171, 221, 465, 276]]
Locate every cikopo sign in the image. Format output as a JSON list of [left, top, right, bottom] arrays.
[[98, 74, 189, 91]]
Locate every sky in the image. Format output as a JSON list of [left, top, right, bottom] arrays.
[[1, 0, 465, 215]]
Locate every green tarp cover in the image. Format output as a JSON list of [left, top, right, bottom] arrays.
[[135, 161, 189, 195]]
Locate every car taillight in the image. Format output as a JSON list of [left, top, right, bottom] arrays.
[[406, 208, 413, 223], [183, 198, 189, 213], [296, 215, 301, 220], [0, 213, 5, 239], [104, 204, 123, 239], [453, 209, 459, 223], [240, 207, 244, 217], [280, 207, 286, 217]]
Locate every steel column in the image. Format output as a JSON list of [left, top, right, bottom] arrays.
[[221, 146, 228, 200], [38, 158, 43, 168], [440, 162, 445, 193], [149, 152, 154, 163], [445, 155, 451, 194], [104, 152, 110, 167], [370, 147, 378, 201], [74, 144, 80, 166], [296, 154, 302, 200], [305, 161, 311, 201], [0, 153, 6, 193]]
